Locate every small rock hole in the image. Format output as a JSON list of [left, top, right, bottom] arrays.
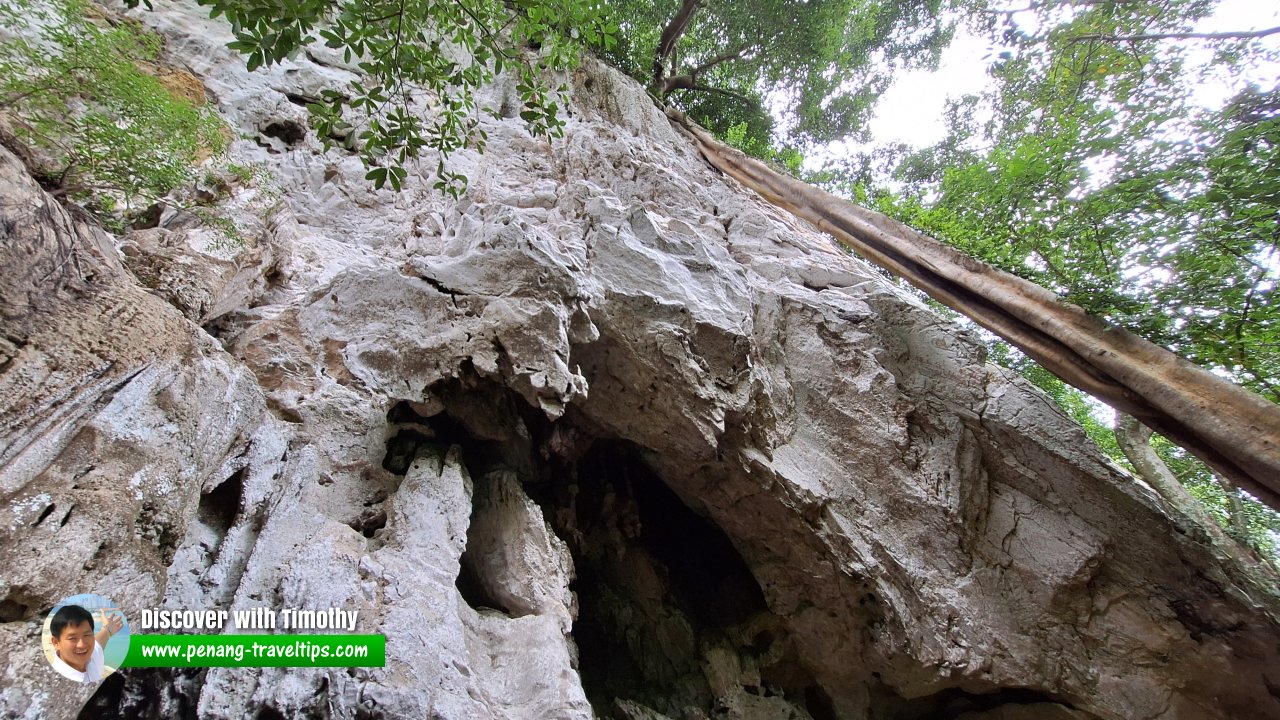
[[0, 596, 32, 622], [198, 467, 245, 550], [262, 120, 306, 146], [32, 503, 56, 527], [348, 508, 387, 539], [382, 429, 436, 475], [454, 555, 514, 617]]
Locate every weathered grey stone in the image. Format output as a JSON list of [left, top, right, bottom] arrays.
[[1, 1, 1278, 719], [117, 227, 275, 325], [0, 144, 280, 720]]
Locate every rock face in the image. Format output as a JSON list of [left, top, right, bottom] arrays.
[[2, 2, 1279, 719]]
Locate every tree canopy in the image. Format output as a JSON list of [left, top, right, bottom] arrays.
[[597, 0, 964, 148], [872, 0, 1278, 400], [0, 0, 227, 223]]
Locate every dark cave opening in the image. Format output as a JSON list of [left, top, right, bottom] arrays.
[[347, 503, 387, 538], [384, 390, 534, 617], [79, 671, 127, 719], [76, 372, 1079, 720], [873, 683, 1080, 720], [78, 668, 205, 720], [400, 371, 827, 718], [454, 549, 516, 616], [261, 120, 306, 146], [196, 467, 244, 549], [621, 443, 769, 631], [560, 439, 779, 715], [255, 706, 289, 720], [380, 428, 434, 476], [0, 597, 30, 623], [90, 368, 1082, 720], [0, 587, 36, 623]]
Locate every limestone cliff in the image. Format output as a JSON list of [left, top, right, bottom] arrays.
[[2, 2, 1278, 719]]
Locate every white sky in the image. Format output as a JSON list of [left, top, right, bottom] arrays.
[[864, 0, 1280, 150]]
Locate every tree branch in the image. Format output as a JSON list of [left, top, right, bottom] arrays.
[[667, 107, 1280, 511], [1115, 413, 1202, 516], [687, 43, 753, 77], [1214, 472, 1252, 542], [1072, 25, 1280, 43], [660, 42, 754, 97], [451, 0, 517, 63], [653, 0, 701, 87], [667, 82, 757, 107]]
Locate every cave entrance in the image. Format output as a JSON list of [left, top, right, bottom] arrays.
[[541, 437, 833, 719], [399, 371, 830, 719], [556, 440, 770, 714]]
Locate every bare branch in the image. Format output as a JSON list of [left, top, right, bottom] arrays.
[[653, 0, 702, 87], [686, 43, 753, 77], [660, 43, 754, 95], [1072, 25, 1280, 43], [667, 107, 1280, 511], [666, 81, 757, 107]]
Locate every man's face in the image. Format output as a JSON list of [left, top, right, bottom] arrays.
[[51, 621, 94, 671]]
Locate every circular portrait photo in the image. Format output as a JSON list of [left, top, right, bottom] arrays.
[[41, 593, 131, 685]]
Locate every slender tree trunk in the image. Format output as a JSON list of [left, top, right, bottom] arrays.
[[1072, 25, 1280, 43], [653, 0, 701, 92], [1216, 473, 1251, 541], [666, 108, 1280, 511], [1114, 414, 1206, 521], [1114, 416, 1280, 577]]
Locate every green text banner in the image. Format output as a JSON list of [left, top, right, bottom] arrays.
[[121, 634, 385, 668]]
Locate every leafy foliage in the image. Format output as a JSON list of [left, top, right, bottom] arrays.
[[598, 0, 965, 150], [722, 121, 804, 175], [0, 0, 227, 223], [131, 0, 617, 194], [881, 88, 1279, 398], [873, 1, 1278, 400]]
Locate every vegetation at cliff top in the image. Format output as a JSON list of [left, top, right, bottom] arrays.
[[0, 0, 228, 227], [120, 0, 617, 194]]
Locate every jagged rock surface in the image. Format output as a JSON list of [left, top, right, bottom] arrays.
[[2, 2, 1279, 719]]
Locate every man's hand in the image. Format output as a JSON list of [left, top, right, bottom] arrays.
[[95, 609, 124, 647]]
